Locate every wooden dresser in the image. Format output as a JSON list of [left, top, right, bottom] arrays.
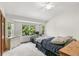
[[59, 41, 79, 56]]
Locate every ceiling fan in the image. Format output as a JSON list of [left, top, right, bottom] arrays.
[[38, 2, 55, 10]]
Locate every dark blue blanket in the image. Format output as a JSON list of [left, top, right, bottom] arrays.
[[41, 37, 64, 55]]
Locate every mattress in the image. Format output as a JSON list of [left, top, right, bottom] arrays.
[[3, 42, 45, 56]]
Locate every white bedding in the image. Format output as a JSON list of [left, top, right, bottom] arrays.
[[35, 36, 53, 43], [3, 42, 45, 56]]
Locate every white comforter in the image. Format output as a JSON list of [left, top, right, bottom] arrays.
[[3, 42, 45, 56], [35, 36, 52, 43]]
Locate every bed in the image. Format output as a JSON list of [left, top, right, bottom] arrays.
[[36, 36, 76, 56], [35, 36, 55, 55], [3, 42, 45, 56]]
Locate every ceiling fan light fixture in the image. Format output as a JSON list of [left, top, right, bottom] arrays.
[[38, 2, 55, 10], [45, 4, 54, 10]]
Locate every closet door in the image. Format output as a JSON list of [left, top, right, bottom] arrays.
[[2, 16, 5, 53], [0, 10, 5, 56], [0, 10, 2, 56]]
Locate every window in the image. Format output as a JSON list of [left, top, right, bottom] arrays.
[[7, 22, 14, 37], [22, 24, 35, 36], [8, 22, 11, 37], [42, 25, 45, 34], [22, 24, 45, 36]]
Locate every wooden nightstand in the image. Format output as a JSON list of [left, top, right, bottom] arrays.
[[59, 41, 79, 56]]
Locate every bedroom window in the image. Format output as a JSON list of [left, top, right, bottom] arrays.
[[8, 22, 14, 37], [8, 22, 11, 37], [22, 25, 35, 36]]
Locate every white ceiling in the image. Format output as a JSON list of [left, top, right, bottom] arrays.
[[0, 2, 79, 23]]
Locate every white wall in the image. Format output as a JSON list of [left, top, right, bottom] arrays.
[[45, 9, 79, 40]]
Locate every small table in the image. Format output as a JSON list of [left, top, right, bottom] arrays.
[[59, 41, 79, 56]]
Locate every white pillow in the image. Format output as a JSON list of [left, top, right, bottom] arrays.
[[50, 36, 72, 44]]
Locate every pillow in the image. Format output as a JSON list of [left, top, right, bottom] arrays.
[[50, 36, 72, 44]]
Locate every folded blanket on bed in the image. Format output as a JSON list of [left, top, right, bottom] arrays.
[[41, 38, 64, 55]]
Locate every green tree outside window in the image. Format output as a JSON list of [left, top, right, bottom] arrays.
[[22, 25, 35, 36]]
